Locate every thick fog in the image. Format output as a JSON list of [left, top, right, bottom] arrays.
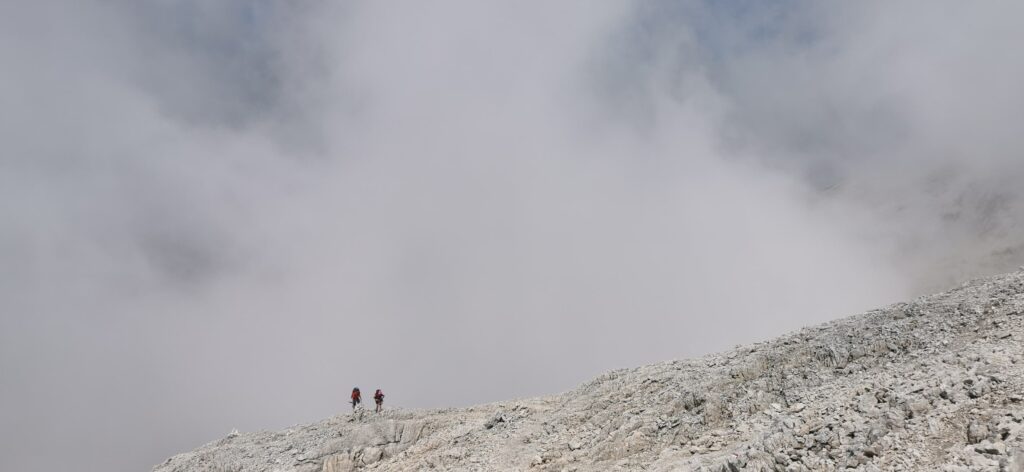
[[3, 1, 1024, 470]]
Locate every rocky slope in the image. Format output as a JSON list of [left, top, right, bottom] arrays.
[[155, 270, 1024, 471]]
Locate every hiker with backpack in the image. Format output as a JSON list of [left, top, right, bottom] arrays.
[[351, 387, 362, 410], [374, 389, 385, 413]]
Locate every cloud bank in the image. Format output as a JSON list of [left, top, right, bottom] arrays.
[[1, 1, 1022, 470]]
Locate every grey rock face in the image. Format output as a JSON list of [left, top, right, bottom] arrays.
[[155, 270, 1024, 471]]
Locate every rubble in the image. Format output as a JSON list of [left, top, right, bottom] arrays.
[[155, 270, 1024, 471]]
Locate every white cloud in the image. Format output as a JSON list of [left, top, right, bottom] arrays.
[[1, 2, 1021, 470]]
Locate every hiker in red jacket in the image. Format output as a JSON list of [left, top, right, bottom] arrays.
[[351, 387, 362, 410], [374, 389, 385, 413]]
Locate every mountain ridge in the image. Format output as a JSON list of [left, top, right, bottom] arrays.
[[155, 270, 1024, 471]]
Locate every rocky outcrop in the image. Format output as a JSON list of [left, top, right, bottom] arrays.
[[155, 270, 1024, 471]]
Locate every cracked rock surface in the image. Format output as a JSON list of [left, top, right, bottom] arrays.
[[155, 270, 1024, 471]]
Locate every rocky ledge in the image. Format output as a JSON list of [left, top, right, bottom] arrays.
[[156, 270, 1024, 471]]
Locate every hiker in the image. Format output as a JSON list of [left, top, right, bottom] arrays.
[[374, 389, 385, 413], [351, 387, 362, 410]]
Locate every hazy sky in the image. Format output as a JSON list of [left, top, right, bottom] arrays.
[[3, 1, 1024, 470]]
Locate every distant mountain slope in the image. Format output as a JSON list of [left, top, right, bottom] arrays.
[[155, 270, 1024, 471]]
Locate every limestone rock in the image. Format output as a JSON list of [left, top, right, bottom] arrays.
[[155, 270, 1024, 472]]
